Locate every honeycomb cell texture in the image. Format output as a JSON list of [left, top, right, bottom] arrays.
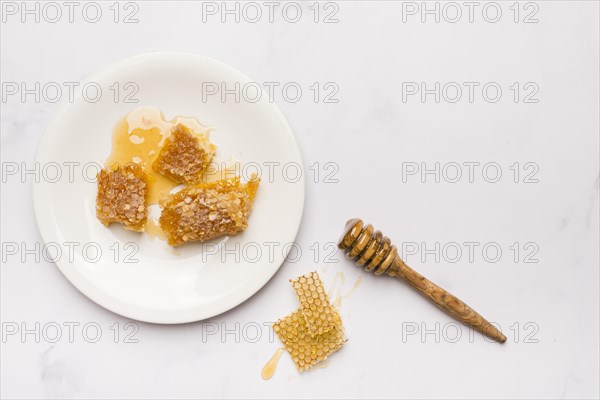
[[291, 271, 340, 336], [96, 163, 148, 232], [152, 124, 216, 184], [159, 175, 260, 246], [273, 272, 345, 371]]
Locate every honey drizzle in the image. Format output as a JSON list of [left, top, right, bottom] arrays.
[[327, 272, 345, 302], [343, 276, 362, 300], [261, 347, 285, 380], [328, 272, 363, 308]]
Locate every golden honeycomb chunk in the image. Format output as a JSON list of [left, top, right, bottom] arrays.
[[152, 124, 216, 184], [96, 163, 148, 232], [291, 271, 338, 336], [273, 272, 345, 372], [273, 309, 345, 372], [159, 175, 260, 246]]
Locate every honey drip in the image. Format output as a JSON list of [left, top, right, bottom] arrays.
[[145, 218, 167, 241], [328, 272, 362, 308], [261, 347, 285, 380]]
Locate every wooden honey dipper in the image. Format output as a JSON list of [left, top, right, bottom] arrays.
[[338, 218, 506, 343]]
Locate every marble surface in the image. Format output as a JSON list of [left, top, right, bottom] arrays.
[[1, 1, 599, 398]]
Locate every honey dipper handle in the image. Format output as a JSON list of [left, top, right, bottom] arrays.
[[389, 258, 507, 343]]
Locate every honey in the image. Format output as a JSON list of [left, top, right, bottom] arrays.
[[261, 347, 285, 380], [327, 271, 363, 308], [145, 218, 167, 241]]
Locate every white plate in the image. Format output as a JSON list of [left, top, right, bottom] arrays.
[[33, 52, 304, 323]]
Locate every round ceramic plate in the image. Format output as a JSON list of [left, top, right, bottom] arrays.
[[33, 52, 304, 323]]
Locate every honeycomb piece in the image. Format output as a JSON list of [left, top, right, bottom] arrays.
[[96, 163, 148, 232], [273, 309, 345, 372], [291, 272, 338, 336], [273, 272, 346, 372], [152, 124, 216, 184], [159, 175, 260, 246]]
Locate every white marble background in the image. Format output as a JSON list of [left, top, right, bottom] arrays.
[[1, 1, 599, 398]]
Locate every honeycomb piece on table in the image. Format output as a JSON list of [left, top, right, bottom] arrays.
[[291, 271, 338, 336], [273, 272, 346, 372], [96, 163, 148, 232], [159, 175, 260, 246], [152, 124, 216, 184], [273, 308, 345, 372]]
